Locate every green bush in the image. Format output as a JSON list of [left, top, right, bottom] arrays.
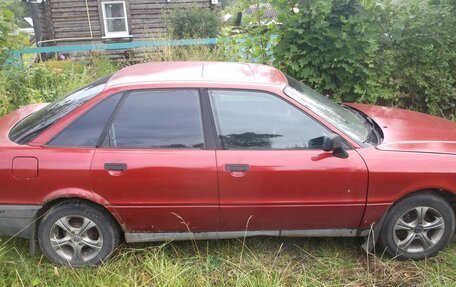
[[0, 57, 117, 116], [219, 0, 278, 64], [273, 0, 456, 119], [371, 0, 456, 119], [273, 0, 382, 102], [0, 3, 28, 67], [170, 7, 222, 39]]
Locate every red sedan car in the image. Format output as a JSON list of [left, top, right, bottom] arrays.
[[0, 62, 455, 266]]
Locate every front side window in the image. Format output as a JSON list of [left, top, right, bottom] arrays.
[[102, 1, 129, 38], [284, 75, 369, 144], [9, 75, 111, 145], [209, 90, 331, 150], [103, 89, 204, 149]]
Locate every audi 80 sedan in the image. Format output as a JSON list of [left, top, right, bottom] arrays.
[[0, 62, 455, 266]]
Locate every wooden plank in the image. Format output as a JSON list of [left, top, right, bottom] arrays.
[[50, 7, 99, 13], [50, 12, 100, 19], [50, 0, 97, 4], [52, 19, 101, 25], [53, 33, 103, 39], [50, 1, 98, 9], [54, 25, 102, 33]]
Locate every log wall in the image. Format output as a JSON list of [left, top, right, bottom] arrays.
[[38, 0, 220, 52]]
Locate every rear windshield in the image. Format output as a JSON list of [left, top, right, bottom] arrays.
[[9, 75, 111, 144]]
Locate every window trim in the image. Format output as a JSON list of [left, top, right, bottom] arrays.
[[206, 88, 353, 151], [101, 1, 130, 38], [98, 88, 208, 150]]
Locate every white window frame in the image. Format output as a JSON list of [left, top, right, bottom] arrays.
[[101, 1, 130, 38]]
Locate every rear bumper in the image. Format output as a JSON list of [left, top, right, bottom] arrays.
[[0, 205, 41, 239]]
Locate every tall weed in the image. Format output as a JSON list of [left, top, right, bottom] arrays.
[[0, 56, 116, 116]]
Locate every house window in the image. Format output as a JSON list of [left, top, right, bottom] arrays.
[[101, 1, 130, 38]]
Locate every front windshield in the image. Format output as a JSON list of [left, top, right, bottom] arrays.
[[284, 75, 368, 144], [9, 75, 111, 144]]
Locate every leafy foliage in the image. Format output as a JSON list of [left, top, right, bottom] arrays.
[[219, 0, 456, 119], [219, 0, 277, 64], [273, 0, 382, 102], [273, 0, 456, 119], [370, 0, 456, 118], [4, 0, 31, 28], [0, 3, 28, 67], [169, 7, 222, 39], [0, 57, 117, 116]]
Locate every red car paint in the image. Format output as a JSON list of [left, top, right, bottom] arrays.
[[0, 62, 455, 236]]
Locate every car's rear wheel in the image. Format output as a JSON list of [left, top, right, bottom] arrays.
[[38, 200, 120, 267], [378, 193, 455, 260]]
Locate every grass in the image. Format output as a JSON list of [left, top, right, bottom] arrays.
[[1, 236, 456, 286]]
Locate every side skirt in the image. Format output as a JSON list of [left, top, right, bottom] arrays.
[[125, 229, 370, 243]]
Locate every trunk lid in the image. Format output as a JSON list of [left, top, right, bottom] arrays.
[[0, 104, 48, 146]]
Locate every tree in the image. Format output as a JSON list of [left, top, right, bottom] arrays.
[[0, 3, 28, 67], [273, 0, 381, 102]]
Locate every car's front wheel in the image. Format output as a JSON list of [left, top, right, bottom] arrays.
[[379, 192, 455, 260], [38, 200, 121, 267]]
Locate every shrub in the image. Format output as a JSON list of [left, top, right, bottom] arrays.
[[219, 0, 277, 64], [273, 0, 456, 119], [0, 57, 116, 116], [273, 0, 381, 102], [0, 3, 28, 67], [169, 7, 222, 39], [370, 0, 456, 119]]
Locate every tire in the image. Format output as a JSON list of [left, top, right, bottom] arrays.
[[38, 200, 121, 267], [378, 192, 455, 260]]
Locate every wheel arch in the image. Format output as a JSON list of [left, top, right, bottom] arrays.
[[362, 187, 456, 252], [393, 188, 456, 211], [36, 192, 127, 235]]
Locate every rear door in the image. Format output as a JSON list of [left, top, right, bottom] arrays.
[[208, 89, 368, 232], [89, 89, 218, 233]]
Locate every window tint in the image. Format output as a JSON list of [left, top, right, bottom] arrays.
[[285, 75, 368, 143], [103, 89, 204, 149], [48, 93, 122, 147], [209, 90, 331, 150], [9, 75, 111, 144]]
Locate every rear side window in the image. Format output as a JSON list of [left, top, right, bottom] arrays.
[[48, 93, 123, 147], [9, 75, 111, 144], [102, 89, 204, 149]]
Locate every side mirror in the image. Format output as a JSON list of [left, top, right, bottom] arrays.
[[309, 134, 349, 158]]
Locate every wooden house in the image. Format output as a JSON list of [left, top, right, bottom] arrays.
[[30, 0, 221, 59]]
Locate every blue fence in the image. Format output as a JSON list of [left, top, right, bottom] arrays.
[[9, 38, 219, 66], [15, 38, 218, 55], [9, 36, 276, 66]]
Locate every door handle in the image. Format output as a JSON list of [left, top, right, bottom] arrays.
[[225, 164, 250, 172], [104, 163, 127, 172]]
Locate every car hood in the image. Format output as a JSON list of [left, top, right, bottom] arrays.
[[0, 103, 48, 146], [346, 103, 456, 155]]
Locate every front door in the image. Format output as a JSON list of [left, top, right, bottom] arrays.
[[208, 89, 368, 232], [90, 89, 218, 233]]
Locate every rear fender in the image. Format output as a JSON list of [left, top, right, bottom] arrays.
[[40, 188, 126, 231]]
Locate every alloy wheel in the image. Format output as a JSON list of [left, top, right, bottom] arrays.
[[49, 216, 104, 263], [393, 206, 445, 253]]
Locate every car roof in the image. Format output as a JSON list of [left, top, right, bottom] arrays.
[[105, 61, 288, 88]]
